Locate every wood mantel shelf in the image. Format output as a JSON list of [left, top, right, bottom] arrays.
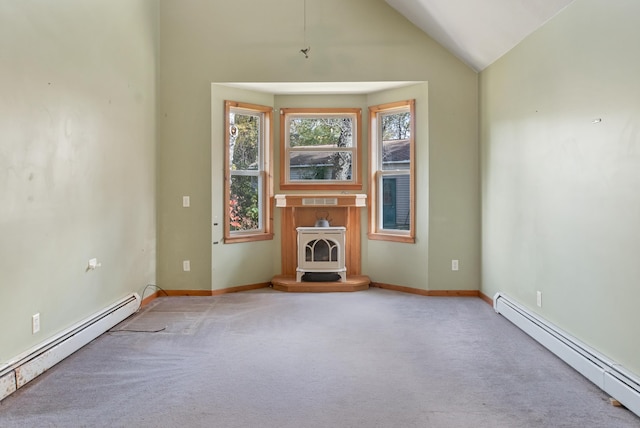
[[271, 275, 370, 293], [275, 193, 367, 208]]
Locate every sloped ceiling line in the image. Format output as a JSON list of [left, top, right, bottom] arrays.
[[385, 0, 575, 71]]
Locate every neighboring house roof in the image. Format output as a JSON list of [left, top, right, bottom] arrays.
[[383, 139, 410, 163], [290, 151, 334, 167], [290, 145, 344, 167], [289, 140, 410, 167]]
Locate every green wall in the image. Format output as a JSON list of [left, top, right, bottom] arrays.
[[480, 0, 640, 376], [0, 0, 158, 362], [159, 0, 479, 292]]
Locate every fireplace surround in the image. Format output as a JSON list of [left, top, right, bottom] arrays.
[[272, 194, 370, 291]]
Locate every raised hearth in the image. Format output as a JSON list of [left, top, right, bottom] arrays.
[[271, 275, 370, 293]]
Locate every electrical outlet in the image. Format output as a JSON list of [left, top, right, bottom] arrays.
[[451, 260, 459, 271], [183, 260, 191, 272], [32, 313, 40, 334], [536, 291, 542, 307], [182, 196, 190, 208]]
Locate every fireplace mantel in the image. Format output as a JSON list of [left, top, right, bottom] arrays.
[[274, 194, 366, 281], [275, 194, 367, 208]]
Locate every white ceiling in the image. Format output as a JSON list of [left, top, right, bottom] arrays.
[[385, 0, 575, 71]]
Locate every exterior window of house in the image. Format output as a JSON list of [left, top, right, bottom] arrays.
[[224, 101, 273, 243], [368, 100, 415, 243], [280, 108, 362, 190]]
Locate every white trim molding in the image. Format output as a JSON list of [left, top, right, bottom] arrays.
[[0, 293, 140, 402], [494, 293, 640, 417]]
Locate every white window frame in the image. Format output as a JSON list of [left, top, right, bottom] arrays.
[[368, 100, 415, 243], [280, 108, 362, 191], [224, 101, 273, 244]]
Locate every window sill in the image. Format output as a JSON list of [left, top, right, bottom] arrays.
[[224, 233, 274, 244], [367, 232, 415, 244]]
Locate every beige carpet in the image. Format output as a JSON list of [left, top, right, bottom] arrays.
[[0, 288, 638, 427]]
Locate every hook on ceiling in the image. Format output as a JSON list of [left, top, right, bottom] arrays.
[[300, 0, 310, 59]]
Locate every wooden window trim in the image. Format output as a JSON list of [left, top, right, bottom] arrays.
[[280, 107, 362, 191], [224, 100, 274, 244], [368, 100, 416, 243]]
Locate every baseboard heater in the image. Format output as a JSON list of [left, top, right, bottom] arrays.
[[0, 293, 140, 402], [493, 293, 640, 417]]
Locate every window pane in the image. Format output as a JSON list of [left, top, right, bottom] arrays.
[[229, 112, 260, 170], [289, 151, 352, 181], [381, 174, 411, 230], [381, 111, 411, 171], [381, 111, 411, 140], [289, 117, 353, 148], [229, 175, 260, 232], [382, 139, 411, 171]]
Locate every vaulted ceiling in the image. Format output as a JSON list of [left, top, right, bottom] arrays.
[[385, 0, 575, 71]]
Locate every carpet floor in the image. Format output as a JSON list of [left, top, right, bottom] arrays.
[[0, 288, 638, 427]]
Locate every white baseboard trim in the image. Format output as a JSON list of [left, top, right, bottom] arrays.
[[0, 293, 140, 401], [494, 292, 640, 417]]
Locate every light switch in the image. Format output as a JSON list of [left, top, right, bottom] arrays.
[[182, 196, 190, 208]]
